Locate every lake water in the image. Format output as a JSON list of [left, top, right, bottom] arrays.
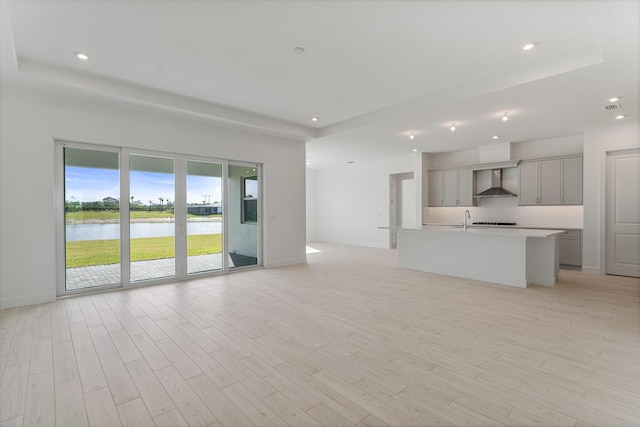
[[66, 222, 222, 241]]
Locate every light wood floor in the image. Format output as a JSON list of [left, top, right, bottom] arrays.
[[1, 242, 639, 426]]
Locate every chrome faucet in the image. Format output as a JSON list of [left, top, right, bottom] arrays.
[[463, 209, 471, 232]]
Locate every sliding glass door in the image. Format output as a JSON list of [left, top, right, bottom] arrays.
[[129, 154, 176, 282], [187, 160, 224, 274], [228, 163, 260, 269], [57, 142, 261, 295], [62, 146, 121, 291]]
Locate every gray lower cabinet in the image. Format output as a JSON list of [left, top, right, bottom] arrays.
[[559, 229, 582, 266]]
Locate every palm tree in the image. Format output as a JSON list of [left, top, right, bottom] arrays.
[[130, 196, 134, 211], [149, 200, 153, 212], [158, 197, 164, 211]]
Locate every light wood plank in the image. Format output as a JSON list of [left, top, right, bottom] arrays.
[[28, 337, 52, 376], [116, 398, 154, 427], [89, 324, 117, 357], [212, 348, 276, 399], [182, 343, 236, 389], [110, 328, 143, 363], [116, 399, 154, 427], [99, 352, 140, 405], [187, 373, 256, 427], [156, 338, 203, 380], [69, 320, 93, 351], [263, 392, 323, 427], [130, 333, 171, 371], [221, 382, 286, 426], [242, 354, 319, 411], [55, 378, 88, 426], [85, 386, 123, 427], [0, 364, 28, 422], [307, 402, 358, 427], [153, 408, 189, 427], [125, 358, 175, 417], [52, 341, 78, 384], [155, 365, 217, 427], [76, 346, 108, 393]]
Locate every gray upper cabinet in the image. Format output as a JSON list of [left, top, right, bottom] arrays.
[[458, 169, 474, 206], [519, 156, 583, 206], [429, 168, 475, 207], [519, 162, 539, 205], [561, 157, 583, 205], [429, 170, 443, 207]]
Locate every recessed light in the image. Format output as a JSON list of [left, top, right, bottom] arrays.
[[616, 115, 625, 119], [75, 51, 90, 60], [450, 123, 456, 131], [609, 97, 620, 102], [409, 132, 415, 140], [522, 41, 537, 51], [306, 161, 311, 165], [493, 135, 500, 139], [412, 148, 418, 152], [347, 161, 355, 164], [502, 112, 509, 121], [293, 46, 306, 55], [311, 117, 319, 122]]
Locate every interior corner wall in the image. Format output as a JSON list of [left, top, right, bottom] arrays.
[[582, 119, 640, 275], [0, 85, 307, 309], [315, 154, 416, 248], [306, 169, 317, 242]]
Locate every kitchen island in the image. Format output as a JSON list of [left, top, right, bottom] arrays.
[[397, 226, 565, 288]]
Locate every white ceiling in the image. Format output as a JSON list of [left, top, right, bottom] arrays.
[[1, 0, 638, 169]]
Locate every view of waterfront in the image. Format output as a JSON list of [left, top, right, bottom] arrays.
[[66, 221, 222, 241]]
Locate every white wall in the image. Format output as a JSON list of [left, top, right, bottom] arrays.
[[315, 154, 417, 248], [582, 119, 640, 274], [306, 169, 317, 242], [0, 85, 307, 309]]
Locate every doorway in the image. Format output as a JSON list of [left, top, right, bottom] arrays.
[[389, 172, 416, 249], [606, 148, 640, 277]]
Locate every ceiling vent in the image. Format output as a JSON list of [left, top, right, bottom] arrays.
[[604, 103, 622, 110]]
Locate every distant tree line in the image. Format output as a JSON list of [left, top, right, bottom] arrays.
[[65, 197, 175, 213]]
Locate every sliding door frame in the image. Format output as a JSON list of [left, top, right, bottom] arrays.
[[55, 140, 125, 297], [56, 140, 262, 297]]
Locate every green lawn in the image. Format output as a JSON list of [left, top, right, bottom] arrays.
[[66, 234, 222, 268]]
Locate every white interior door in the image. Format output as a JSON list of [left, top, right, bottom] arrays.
[[606, 148, 640, 277]]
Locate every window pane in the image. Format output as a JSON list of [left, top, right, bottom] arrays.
[[187, 160, 223, 274], [64, 147, 121, 290], [229, 164, 259, 268], [244, 176, 258, 198], [129, 154, 175, 282]]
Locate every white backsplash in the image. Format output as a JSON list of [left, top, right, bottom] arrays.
[[424, 196, 583, 229]]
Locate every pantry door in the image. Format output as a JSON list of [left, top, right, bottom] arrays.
[[606, 148, 640, 277]]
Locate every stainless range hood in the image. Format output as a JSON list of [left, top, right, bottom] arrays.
[[474, 169, 517, 198]]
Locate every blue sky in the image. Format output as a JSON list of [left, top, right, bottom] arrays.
[[65, 167, 222, 205]]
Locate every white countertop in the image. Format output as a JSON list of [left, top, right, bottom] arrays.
[[401, 225, 565, 238]]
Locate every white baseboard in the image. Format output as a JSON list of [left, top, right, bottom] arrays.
[[581, 266, 601, 275], [0, 292, 56, 309], [314, 238, 389, 249], [264, 257, 307, 268]]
